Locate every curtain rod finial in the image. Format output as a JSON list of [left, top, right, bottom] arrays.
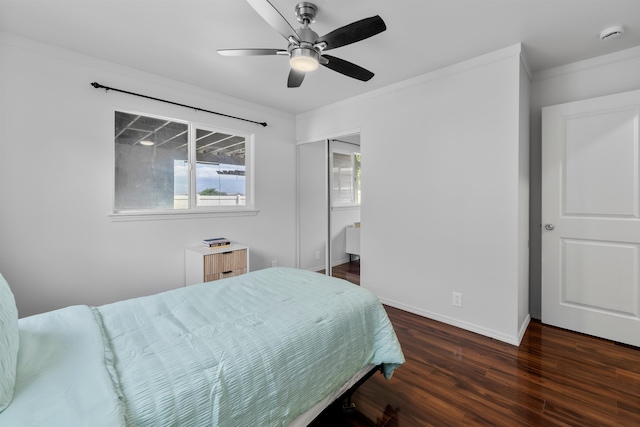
[[91, 82, 108, 92]]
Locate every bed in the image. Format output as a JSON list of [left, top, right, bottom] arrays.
[[0, 267, 404, 426]]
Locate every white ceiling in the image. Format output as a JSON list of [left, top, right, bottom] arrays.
[[1, 0, 639, 114]]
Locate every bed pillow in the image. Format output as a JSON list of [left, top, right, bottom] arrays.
[[0, 272, 19, 413]]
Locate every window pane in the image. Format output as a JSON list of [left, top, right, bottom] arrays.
[[114, 112, 188, 211], [195, 128, 246, 207], [333, 152, 353, 204]]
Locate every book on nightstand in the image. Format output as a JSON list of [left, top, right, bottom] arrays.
[[202, 237, 230, 248]]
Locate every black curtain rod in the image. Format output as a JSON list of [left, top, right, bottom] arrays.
[[90, 82, 267, 127]]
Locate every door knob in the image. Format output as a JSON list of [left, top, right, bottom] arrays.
[[545, 224, 554, 231]]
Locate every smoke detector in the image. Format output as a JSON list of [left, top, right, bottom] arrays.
[[600, 25, 624, 41]]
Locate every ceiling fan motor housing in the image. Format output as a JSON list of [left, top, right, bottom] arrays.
[[295, 2, 317, 24], [288, 24, 322, 72], [295, 26, 320, 44]]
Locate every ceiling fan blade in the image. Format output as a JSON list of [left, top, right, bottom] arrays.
[[287, 69, 305, 88], [321, 55, 374, 82], [247, 0, 300, 43], [217, 48, 287, 56], [316, 16, 386, 51]]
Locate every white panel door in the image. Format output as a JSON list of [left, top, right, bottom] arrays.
[[542, 89, 640, 347]]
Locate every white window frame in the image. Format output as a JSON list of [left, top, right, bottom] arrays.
[[331, 149, 361, 208], [110, 111, 257, 222]]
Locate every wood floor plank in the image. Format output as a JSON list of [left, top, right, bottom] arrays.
[[309, 262, 640, 426]]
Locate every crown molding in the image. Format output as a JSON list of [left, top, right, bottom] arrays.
[[532, 46, 640, 82]]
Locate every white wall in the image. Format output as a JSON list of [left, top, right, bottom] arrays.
[[0, 34, 297, 317], [297, 45, 530, 344], [529, 46, 640, 319]]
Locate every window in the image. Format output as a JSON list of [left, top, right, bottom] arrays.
[[332, 150, 361, 206], [114, 111, 252, 216]]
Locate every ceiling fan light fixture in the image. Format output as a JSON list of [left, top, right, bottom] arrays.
[[289, 48, 319, 72]]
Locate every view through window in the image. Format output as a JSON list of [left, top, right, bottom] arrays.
[[114, 111, 249, 212]]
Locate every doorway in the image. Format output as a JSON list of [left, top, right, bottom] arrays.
[[541, 89, 640, 347]]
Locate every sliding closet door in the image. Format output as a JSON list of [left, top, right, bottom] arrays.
[[297, 140, 328, 273], [298, 134, 361, 276]]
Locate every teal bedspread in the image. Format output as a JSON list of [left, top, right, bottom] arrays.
[[2, 267, 404, 426], [1, 305, 126, 426]]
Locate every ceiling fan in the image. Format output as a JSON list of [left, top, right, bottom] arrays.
[[218, 0, 386, 88]]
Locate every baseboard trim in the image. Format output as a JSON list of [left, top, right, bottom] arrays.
[[518, 314, 531, 344], [378, 296, 524, 346]]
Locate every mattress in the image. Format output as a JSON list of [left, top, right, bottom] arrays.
[[1, 267, 404, 426]]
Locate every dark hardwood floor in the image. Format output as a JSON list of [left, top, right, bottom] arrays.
[[310, 261, 640, 426], [328, 259, 360, 285]]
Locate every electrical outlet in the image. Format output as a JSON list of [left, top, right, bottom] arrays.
[[315, 251, 320, 260], [453, 292, 463, 308], [271, 260, 277, 267]]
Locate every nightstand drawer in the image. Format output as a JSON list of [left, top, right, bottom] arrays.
[[204, 268, 248, 282], [204, 249, 247, 276], [185, 245, 250, 286]]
